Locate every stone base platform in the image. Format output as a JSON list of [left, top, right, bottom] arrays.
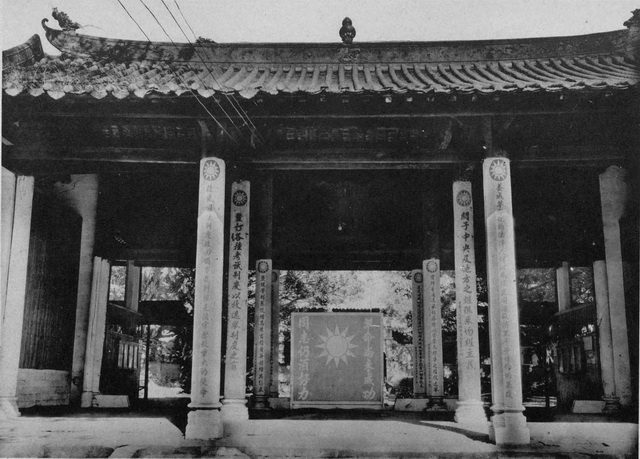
[[393, 398, 459, 411], [0, 412, 637, 458]]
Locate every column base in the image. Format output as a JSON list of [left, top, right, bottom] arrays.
[[0, 396, 20, 418], [426, 396, 448, 411], [602, 396, 621, 413], [490, 411, 530, 445], [253, 395, 270, 410], [221, 399, 249, 421], [221, 399, 248, 436], [185, 408, 223, 440], [80, 391, 96, 408], [455, 400, 488, 433]]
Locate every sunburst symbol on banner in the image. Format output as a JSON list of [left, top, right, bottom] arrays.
[[316, 325, 358, 367]]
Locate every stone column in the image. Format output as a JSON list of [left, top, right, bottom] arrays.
[[222, 180, 250, 425], [270, 270, 281, 399], [186, 157, 226, 440], [593, 260, 619, 411], [80, 257, 111, 408], [599, 166, 631, 407], [452, 181, 487, 429], [0, 168, 17, 348], [482, 156, 529, 445], [52, 175, 99, 405], [423, 258, 445, 409], [556, 262, 571, 312], [0, 176, 34, 418], [253, 259, 272, 409], [125, 261, 141, 312], [411, 270, 427, 398]]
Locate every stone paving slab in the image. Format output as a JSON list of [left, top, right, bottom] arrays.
[[0, 414, 637, 458]]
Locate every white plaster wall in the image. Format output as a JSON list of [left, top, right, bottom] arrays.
[[16, 369, 71, 408]]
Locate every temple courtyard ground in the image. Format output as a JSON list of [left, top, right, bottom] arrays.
[[0, 402, 637, 458]]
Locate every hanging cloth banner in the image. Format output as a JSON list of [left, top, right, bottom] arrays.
[[291, 312, 384, 409]]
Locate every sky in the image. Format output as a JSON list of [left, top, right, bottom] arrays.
[[1, 0, 638, 54]]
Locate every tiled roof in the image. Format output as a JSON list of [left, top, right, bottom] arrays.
[[2, 22, 638, 101]]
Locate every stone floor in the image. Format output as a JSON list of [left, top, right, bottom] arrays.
[[0, 403, 637, 458]]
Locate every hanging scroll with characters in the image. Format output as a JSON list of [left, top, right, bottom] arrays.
[[291, 312, 384, 409]]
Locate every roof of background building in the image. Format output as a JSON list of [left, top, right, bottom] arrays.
[[2, 16, 638, 101]]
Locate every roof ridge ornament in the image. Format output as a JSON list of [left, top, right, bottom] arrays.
[[623, 9, 640, 28], [623, 9, 639, 60], [340, 17, 356, 45], [52, 7, 81, 31]]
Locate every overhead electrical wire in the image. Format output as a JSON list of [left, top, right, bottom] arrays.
[[114, 0, 240, 145], [161, 0, 264, 143], [136, 0, 246, 138]]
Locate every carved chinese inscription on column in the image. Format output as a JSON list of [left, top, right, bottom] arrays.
[[453, 182, 482, 403], [291, 313, 383, 408], [423, 259, 443, 396], [193, 157, 225, 405], [484, 157, 523, 408], [253, 259, 272, 397], [270, 270, 281, 397], [224, 181, 250, 400], [411, 270, 426, 396]]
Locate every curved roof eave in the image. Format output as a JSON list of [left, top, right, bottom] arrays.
[[41, 18, 630, 64], [1, 20, 637, 101]]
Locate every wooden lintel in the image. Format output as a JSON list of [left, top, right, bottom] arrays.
[[4, 145, 625, 171], [13, 107, 626, 121]]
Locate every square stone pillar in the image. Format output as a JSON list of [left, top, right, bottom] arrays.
[[222, 181, 251, 425], [599, 165, 631, 407], [593, 260, 619, 411], [270, 270, 281, 398], [186, 157, 226, 440], [0, 176, 34, 418], [125, 261, 141, 312], [411, 270, 427, 398], [556, 262, 571, 312], [452, 181, 487, 430], [1, 168, 17, 348], [81, 257, 111, 408], [482, 157, 530, 445], [423, 259, 445, 409], [253, 259, 272, 409]]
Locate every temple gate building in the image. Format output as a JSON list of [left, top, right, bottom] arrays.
[[1, 10, 638, 446]]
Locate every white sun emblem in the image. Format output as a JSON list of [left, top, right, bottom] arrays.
[[203, 160, 221, 181], [316, 325, 358, 367], [489, 159, 508, 182]]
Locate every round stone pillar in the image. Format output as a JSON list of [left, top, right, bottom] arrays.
[[186, 157, 226, 440], [452, 181, 487, 431], [482, 157, 530, 445], [222, 180, 251, 428]]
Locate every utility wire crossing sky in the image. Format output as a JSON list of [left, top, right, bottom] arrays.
[[2, 0, 638, 55]]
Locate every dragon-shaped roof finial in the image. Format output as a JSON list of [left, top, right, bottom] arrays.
[[52, 7, 81, 31]]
